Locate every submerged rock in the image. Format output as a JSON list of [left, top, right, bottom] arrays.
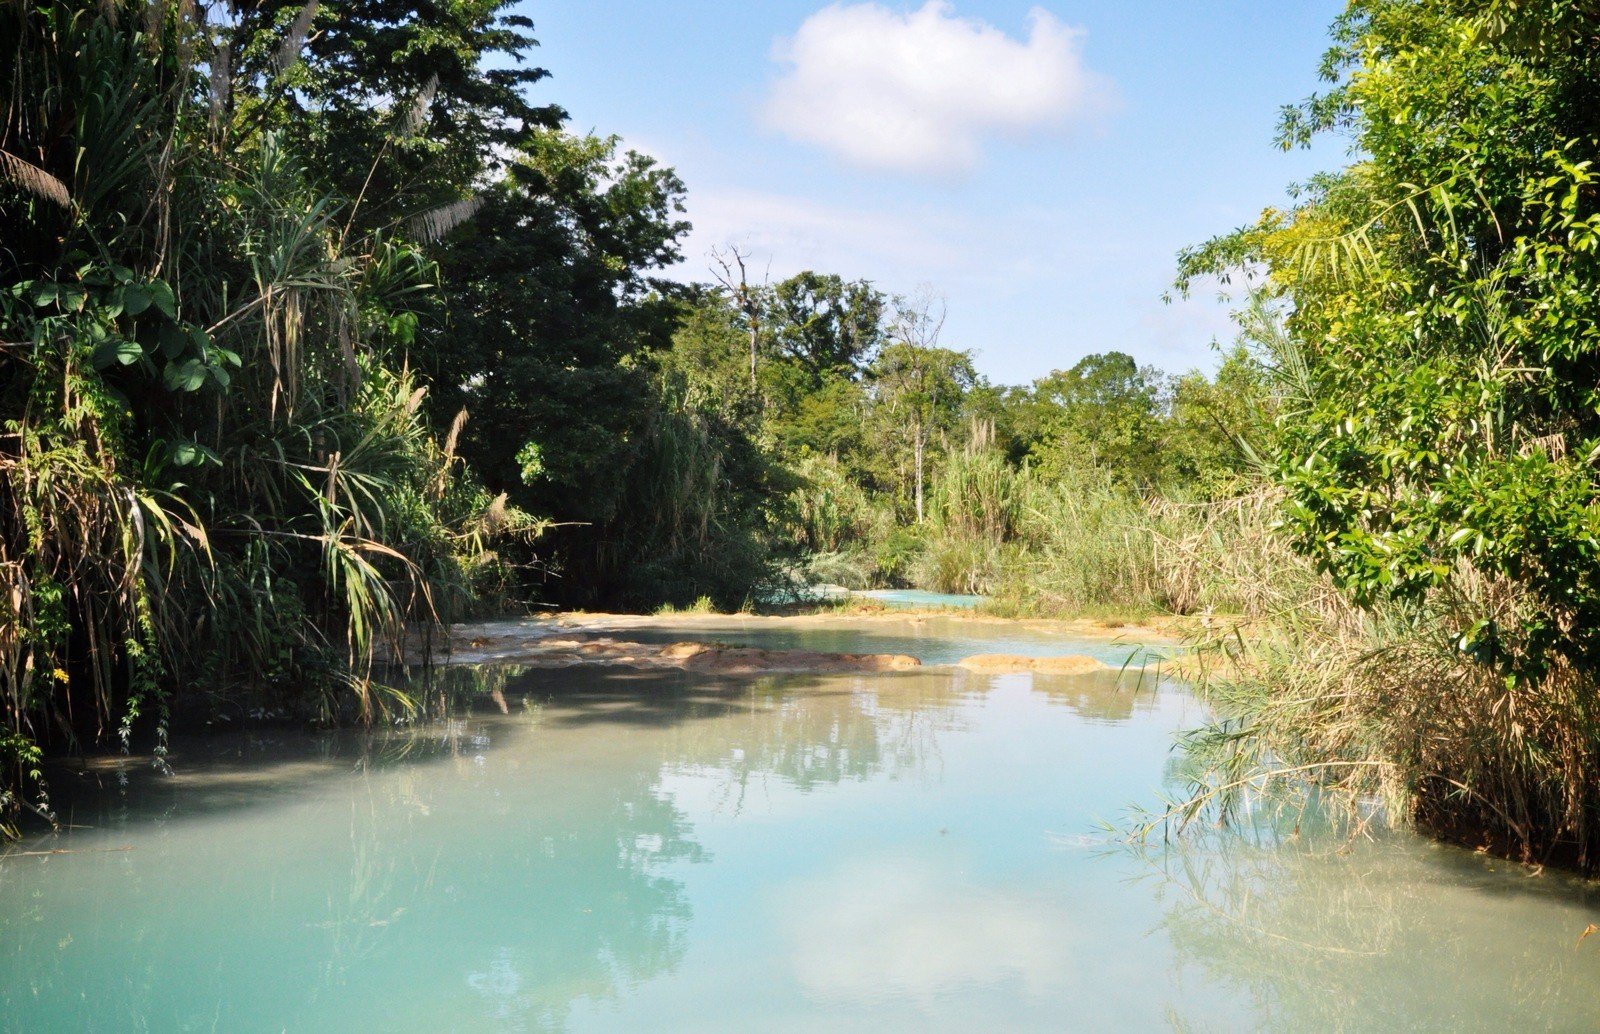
[[679, 645, 920, 673], [433, 629, 921, 674], [956, 653, 1106, 675]]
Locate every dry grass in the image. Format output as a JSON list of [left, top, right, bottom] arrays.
[[1156, 501, 1600, 871]]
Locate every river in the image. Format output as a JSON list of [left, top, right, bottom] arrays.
[[2, 615, 1597, 1031]]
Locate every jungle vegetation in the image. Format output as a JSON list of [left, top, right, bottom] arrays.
[[1170, 0, 1600, 871], [0, 0, 1255, 814], [6, 0, 1600, 872]]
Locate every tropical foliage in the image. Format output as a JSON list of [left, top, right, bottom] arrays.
[[26, 0, 1583, 877], [1174, 0, 1600, 869]]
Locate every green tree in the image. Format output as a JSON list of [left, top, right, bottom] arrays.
[[426, 132, 688, 526], [1183, 0, 1600, 678], [216, 0, 561, 231], [1177, 0, 1600, 865], [766, 272, 885, 383], [0, 0, 528, 824], [870, 294, 977, 522], [1019, 352, 1166, 490]]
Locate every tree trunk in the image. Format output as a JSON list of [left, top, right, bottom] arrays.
[[914, 426, 925, 523]]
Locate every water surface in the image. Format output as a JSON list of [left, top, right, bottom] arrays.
[[3, 618, 1599, 1032], [562, 613, 1159, 669], [855, 588, 985, 609]]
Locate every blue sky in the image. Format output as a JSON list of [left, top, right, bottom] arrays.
[[516, 1, 1349, 385]]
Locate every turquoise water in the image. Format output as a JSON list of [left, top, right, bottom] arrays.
[[855, 588, 985, 609], [802, 586, 985, 609], [4, 617, 1600, 1031]]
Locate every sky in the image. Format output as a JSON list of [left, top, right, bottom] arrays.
[[514, 1, 1350, 385]]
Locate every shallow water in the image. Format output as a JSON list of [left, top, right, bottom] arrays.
[[4, 618, 1600, 1032], [801, 586, 984, 610], [854, 588, 985, 609], [556, 614, 1161, 669]]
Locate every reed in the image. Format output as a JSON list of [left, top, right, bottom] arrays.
[[1155, 499, 1600, 871]]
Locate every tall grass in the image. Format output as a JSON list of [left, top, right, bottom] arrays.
[[1122, 490, 1600, 872], [786, 443, 1287, 614], [584, 373, 785, 610], [914, 448, 1018, 594], [915, 454, 1283, 616], [1172, 567, 1600, 870], [788, 453, 897, 591], [996, 475, 1170, 613]]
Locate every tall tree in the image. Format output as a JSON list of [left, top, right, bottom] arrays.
[[214, 0, 562, 230], [428, 132, 689, 525], [1021, 352, 1167, 490], [766, 272, 886, 384], [709, 245, 765, 390], [871, 294, 974, 521]]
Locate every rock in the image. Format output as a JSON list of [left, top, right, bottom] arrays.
[[678, 645, 920, 673], [956, 653, 1106, 674], [857, 653, 921, 671], [956, 653, 1038, 672], [438, 625, 927, 675], [1031, 655, 1107, 675]]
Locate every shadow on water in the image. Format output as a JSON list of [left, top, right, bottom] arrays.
[[3, 685, 701, 1030], [24, 659, 1163, 836]]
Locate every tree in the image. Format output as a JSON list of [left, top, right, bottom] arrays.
[[1016, 352, 1166, 490], [871, 293, 975, 522], [428, 132, 689, 528], [1182, 0, 1600, 679], [0, 0, 527, 822], [709, 245, 766, 390], [215, 0, 562, 232], [1176, 0, 1600, 865], [765, 272, 885, 384]]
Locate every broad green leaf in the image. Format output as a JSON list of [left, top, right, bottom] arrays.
[[91, 337, 143, 369], [164, 358, 207, 392], [119, 284, 152, 317], [159, 322, 189, 358], [149, 279, 176, 319]]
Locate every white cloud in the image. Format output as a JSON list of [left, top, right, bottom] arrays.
[[764, 2, 1108, 175], [784, 858, 1075, 1001]]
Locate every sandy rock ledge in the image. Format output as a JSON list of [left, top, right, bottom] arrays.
[[955, 653, 1107, 675]]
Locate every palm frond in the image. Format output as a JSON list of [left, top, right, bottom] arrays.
[[406, 195, 485, 242], [0, 150, 71, 208]]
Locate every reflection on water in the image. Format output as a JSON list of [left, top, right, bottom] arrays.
[[854, 589, 985, 609], [2, 619, 1599, 1031], [1152, 830, 1600, 1030], [2, 674, 710, 1031]]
